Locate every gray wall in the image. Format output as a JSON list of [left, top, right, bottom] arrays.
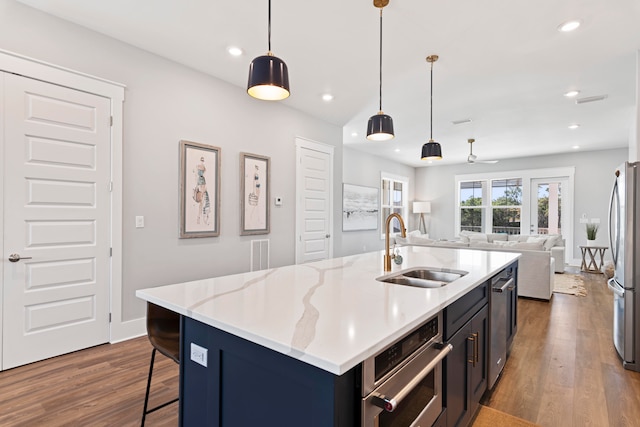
[[0, 0, 343, 321], [415, 148, 627, 263], [340, 147, 416, 256]]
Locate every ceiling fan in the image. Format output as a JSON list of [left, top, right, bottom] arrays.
[[467, 138, 498, 164]]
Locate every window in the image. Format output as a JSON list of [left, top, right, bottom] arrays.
[[491, 178, 522, 235], [460, 181, 486, 232], [381, 173, 409, 237]]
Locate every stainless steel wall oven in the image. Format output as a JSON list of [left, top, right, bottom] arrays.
[[361, 312, 452, 427]]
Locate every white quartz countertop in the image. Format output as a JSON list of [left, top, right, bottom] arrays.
[[136, 246, 519, 375]]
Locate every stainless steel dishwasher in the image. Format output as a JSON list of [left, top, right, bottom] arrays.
[[489, 269, 515, 389]]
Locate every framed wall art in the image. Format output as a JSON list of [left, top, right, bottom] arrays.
[[240, 152, 270, 235], [179, 140, 221, 238], [342, 183, 379, 231]]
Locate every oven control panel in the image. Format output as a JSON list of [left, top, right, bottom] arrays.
[[374, 315, 439, 381]]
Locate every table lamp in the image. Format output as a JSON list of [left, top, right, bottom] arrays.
[[412, 201, 431, 234]]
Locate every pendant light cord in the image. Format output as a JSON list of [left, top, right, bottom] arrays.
[[429, 60, 433, 141], [268, 0, 272, 53], [378, 8, 383, 112]]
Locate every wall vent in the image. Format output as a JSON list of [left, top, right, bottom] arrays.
[[251, 239, 270, 272], [575, 95, 608, 104]]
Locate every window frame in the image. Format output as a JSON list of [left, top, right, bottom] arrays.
[[380, 172, 410, 239]]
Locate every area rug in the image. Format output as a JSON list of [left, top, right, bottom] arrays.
[[472, 405, 541, 427], [553, 273, 587, 296]]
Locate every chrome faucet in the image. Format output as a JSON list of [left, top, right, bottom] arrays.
[[384, 213, 406, 271]]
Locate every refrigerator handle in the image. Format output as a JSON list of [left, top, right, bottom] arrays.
[[608, 178, 619, 266], [607, 278, 624, 297]]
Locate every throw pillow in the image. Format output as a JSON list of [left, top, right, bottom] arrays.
[[527, 236, 547, 245], [543, 235, 560, 250]]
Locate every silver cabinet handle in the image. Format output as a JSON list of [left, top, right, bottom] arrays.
[[8, 253, 32, 263], [372, 343, 453, 412]]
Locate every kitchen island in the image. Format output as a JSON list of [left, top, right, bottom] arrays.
[[137, 245, 519, 426]]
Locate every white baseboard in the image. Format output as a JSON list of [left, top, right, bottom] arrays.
[[110, 316, 146, 343]]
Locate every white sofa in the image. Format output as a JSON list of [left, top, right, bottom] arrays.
[[395, 231, 565, 300]]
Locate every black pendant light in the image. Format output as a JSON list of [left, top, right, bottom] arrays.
[[366, 0, 394, 141], [421, 55, 443, 160], [247, 0, 290, 101]]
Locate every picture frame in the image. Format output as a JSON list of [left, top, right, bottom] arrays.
[[240, 152, 270, 235], [179, 140, 221, 238], [342, 183, 379, 231]]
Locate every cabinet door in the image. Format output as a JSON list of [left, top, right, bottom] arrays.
[[506, 272, 518, 351], [445, 305, 488, 427], [469, 305, 488, 417], [445, 320, 472, 427]]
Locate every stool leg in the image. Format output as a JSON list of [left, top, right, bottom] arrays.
[[141, 348, 157, 427]]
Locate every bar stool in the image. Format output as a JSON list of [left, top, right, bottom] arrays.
[[141, 302, 180, 426]]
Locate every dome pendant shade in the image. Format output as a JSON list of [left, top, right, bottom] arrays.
[[421, 140, 442, 160], [247, 53, 290, 101], [366, 112, 394, 141]]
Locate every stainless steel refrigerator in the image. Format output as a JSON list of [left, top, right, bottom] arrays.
[[608, 161, 640, 372]]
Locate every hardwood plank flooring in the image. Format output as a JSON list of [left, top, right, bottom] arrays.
[[482, 268, 640, 427], [0, 336, 178, 426], [2, 268, 639, 426]]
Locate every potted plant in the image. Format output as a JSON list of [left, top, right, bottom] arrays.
[[586, 223, 599, 246]]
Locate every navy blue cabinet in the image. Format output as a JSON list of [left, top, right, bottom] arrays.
[[179, 316, 358, 427]]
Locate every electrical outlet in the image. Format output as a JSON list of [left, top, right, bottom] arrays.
[[591, 218, 600, 224], [190, 343, 208, 367]]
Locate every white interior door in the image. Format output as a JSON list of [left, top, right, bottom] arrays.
[[2, 72, 111, 369], [296, 139, 333, 264]]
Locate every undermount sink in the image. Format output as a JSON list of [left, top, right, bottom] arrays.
[[376, 267, 468, 288]]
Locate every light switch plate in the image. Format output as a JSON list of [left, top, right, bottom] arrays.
[[135, 216, 144, 228], [190, 343, 208, 367]]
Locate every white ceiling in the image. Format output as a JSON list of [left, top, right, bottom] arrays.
[[17, 0, 640, 167]]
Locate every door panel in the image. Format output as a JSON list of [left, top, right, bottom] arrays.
[[2, 73, 111, 369], [530, 178, 566, 235], [297, 145, 332, 264]]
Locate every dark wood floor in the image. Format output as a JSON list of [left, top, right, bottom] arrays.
[[482, 268, 640, 427], [1, 268, 639, 426]]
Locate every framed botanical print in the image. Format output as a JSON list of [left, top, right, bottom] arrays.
[[240, 152, 270, 235], [179, 140, 221, 238]]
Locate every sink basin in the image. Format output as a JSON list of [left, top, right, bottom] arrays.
[[377, 267, 468, 288]]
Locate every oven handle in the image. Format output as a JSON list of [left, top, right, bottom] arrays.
[[371, 343, 453, 413]]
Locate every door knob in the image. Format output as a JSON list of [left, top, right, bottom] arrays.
[[325, 234, 331, 238], [8, 253, 32, 263]]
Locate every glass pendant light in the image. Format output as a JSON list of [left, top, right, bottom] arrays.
[[366, 0, 394, 141], [421, 55, 442, 160], [247, 0, 290, 101]]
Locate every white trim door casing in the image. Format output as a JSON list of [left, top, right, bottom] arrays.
[[295, 137, 334, 264]]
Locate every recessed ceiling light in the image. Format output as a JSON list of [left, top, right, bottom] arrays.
[[351, 132, 358, 137], [227, 46, 243, 56], [322, 93, 334, 102], [564, 90, 580, 97], [394, 148, 400, 153], [558, 20, 581, 32], [568, 124, 580, 129], [572, 145, 580, 149]]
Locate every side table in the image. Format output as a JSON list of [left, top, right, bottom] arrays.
[[579, 245, 608, 273]]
